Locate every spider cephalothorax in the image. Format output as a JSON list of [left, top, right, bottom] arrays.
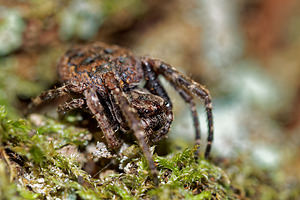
[[28, 42, 214, 185]]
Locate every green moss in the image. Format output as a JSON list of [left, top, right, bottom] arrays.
[[0, 105, 236, 199], [0, 160, 39, 199], [2, 103, 298, 200], [223, 155, 300, 200], [151, 149, 232, 199]]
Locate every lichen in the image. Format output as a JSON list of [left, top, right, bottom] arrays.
[[0, 6, 25, 56], [59, 0, 104, 40]]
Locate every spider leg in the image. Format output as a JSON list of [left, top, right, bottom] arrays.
[[144, 58, 214, 159], [84, 88, 121, 149], [143, 59, 201, 158], [26, 85, 72, 115], [107, 81, 159, 186], [171, 84, 201, 159], [107, 92, 129, 132], [142, 61, 173, 142], [57, 98, 86, 116], [142, 61, 172, 109]]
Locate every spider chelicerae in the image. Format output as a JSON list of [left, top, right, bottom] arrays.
[[28, 42, 214, 185]]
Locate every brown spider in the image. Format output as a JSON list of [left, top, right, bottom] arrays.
[[27, 42, 214, 186]]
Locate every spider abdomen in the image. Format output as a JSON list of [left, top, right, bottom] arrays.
[[58, 42, 143, 89]]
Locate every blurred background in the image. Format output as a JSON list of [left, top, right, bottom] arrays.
[[0, 0, 300, 198]]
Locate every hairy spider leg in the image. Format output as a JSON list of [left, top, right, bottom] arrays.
[[148, 59, 214, 159], [142, 60, 173, 142], [84, 88, 122, 149], [57, 98, 85, 114], [26, 85, 72, 115], [112, 87, 159, 186], [170, 83, 202, 159], [105, 72, 159, 186], [107, 92, 130, 132], [142, 59, 201, 157], [57, 98, 86, 117]]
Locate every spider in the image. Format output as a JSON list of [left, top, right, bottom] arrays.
[[27, 42, 214, 186]]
